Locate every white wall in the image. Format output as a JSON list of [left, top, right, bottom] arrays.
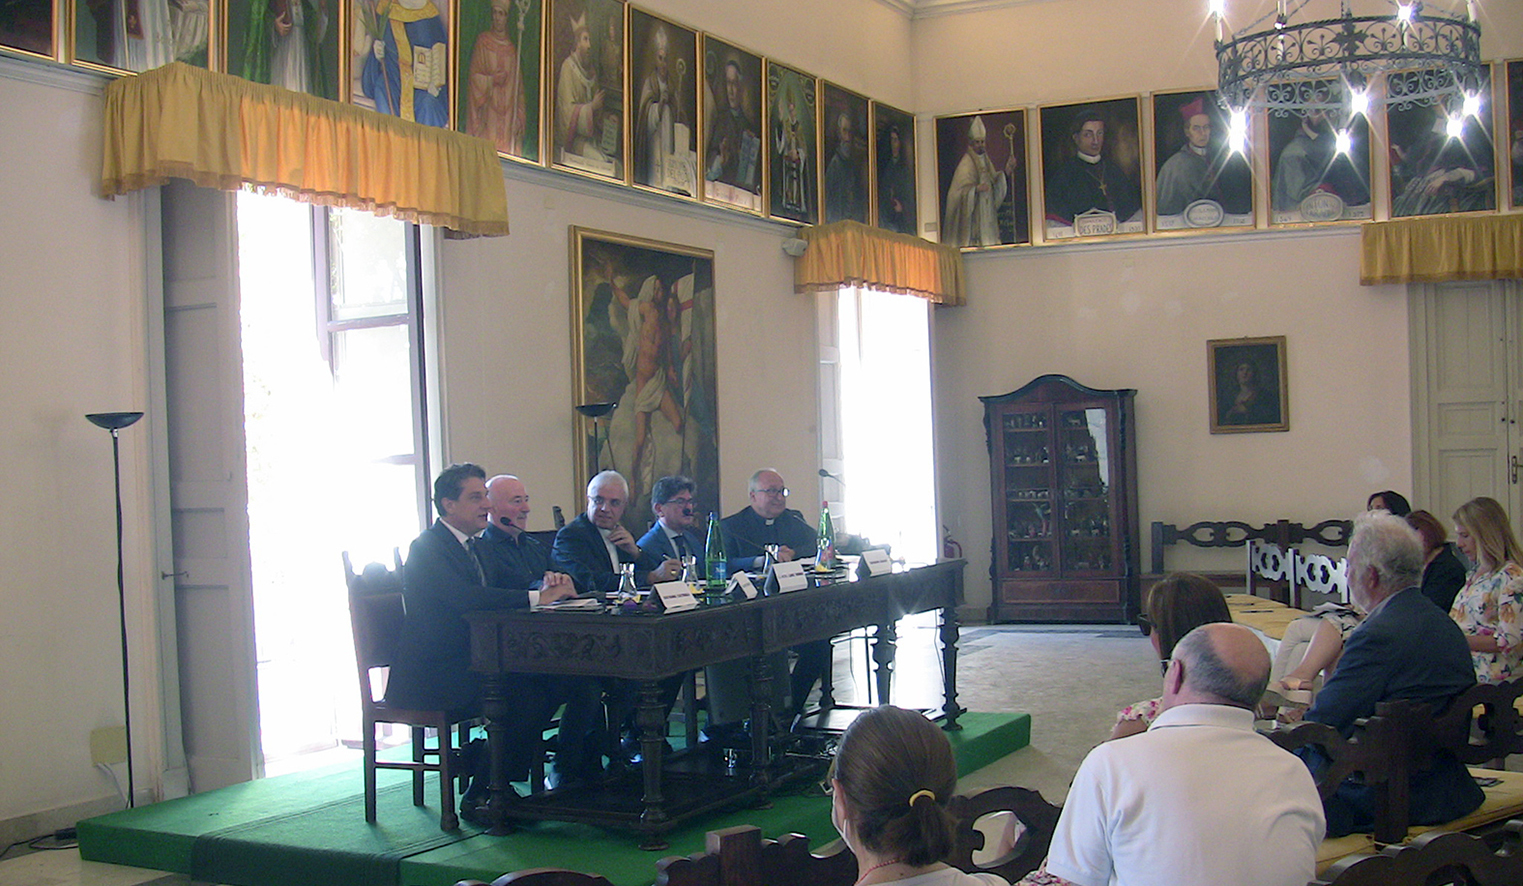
[[0, 64, 160, 837]]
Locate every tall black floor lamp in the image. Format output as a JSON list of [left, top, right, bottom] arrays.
[[87, 411, 144, 808]]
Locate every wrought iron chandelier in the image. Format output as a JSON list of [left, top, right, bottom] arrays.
[[1214, 1, 1485, 115]]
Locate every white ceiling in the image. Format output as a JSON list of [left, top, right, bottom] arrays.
[[872, 0, 1061, 19]]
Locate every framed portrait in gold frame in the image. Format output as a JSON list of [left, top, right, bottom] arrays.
[[1208, 336, 1288, 435]]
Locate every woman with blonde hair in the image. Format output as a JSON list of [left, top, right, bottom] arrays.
[[1450, 496, 1523, 683]]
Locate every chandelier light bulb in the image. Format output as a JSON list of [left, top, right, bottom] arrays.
[[1334, 128, 1353, 155], [1227, 109, 1249, 154], [1396, 3, 1414, 24], [1461, 91, 1481, 118], [1348, 89, 1370, 117], [1208, 0, 1226, 17], [1445, 114, 1465, 139]]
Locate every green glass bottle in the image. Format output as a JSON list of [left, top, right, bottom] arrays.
[[704, 512, 728, 590], [816, 501, 837, 571]]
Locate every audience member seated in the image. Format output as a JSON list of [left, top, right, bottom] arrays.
[[384, 463, 582, 817], [1406, 509, 1467, 615], [1449, 496, 1523, 683], [1367, 490, 1411, 517], [1034, 624, 1324, 886], [552, 470, 681, 594], [1299, 510, 1483, 837], [720, 468, 831, 717], [829, 705, 1012, 886], [1109, 573, 1230, 740]]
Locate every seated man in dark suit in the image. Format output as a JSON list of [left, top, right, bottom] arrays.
[[552, 469, 680, 594], [721, 468, 831, 718], [480, 472, 604, 787], [637, 475, 705, 569], [385, 463, 580, 815], [1300, 509, 1484, 836]]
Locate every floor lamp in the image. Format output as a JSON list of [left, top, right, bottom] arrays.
[[576, 402, 618, 476], [87, 410, 144, 808]]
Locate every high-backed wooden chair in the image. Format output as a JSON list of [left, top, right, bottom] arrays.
[[1314, 820, 1523, 886], [1246, 538, 1294, 604], [947, 785, 1062, 883], [345, 550, 469, 831], [655, 825, 857, 886], [455, 871, 616, 886]]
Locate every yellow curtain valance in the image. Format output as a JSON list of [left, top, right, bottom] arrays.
[[794, 220, 967, 306], [101, 62, 509, 237], [1360, 214, 1523, 284]]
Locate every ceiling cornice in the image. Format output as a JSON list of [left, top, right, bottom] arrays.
[[872, 0, 1060, 20]]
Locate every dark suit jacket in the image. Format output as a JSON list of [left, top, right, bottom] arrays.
[[385, 519, 532, 713], [720, 506, 816, 575], [638, 521, 706, 578], [1304, 585, 1483, 835], [551, 513, 660, 594], [481, 521, 551, 589], [1421, 544, 1468, 615]]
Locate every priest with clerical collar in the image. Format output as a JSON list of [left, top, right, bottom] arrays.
[[720, 468, 816, 575]]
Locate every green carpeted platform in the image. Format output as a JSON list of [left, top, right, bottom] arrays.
[[78, 712, 1029, 886]]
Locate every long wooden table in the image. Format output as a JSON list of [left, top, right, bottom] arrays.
[[465, 558, 967, 847]]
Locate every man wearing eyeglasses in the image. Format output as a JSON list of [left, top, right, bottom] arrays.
[[720, 468, 830, 718], [552, 469, 681, 594]]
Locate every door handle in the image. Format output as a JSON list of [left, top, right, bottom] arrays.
[[1512, 456, 1519, 485], [162, 570, 189, 580]]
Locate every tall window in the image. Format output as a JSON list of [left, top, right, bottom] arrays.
[[237, 191, 432, 770], [831, 287, 938, 565]]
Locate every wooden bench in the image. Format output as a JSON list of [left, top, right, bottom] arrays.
[[1314, 819, 1523, 886], [1148, 519, 1351, 602], [454, 785, 1061, 886], [1269, 678, 1523, 852]]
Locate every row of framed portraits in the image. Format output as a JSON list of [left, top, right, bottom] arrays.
[[1, 0, 915, 229], [937, 62, 1521, 247], [3, 0, 1520, 241]]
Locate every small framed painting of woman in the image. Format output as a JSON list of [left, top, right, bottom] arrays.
[[1208, 336, 1287, 434]]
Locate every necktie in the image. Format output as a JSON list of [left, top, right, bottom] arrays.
[[673, 534, 689, 559], [466, 537, 487, 585]]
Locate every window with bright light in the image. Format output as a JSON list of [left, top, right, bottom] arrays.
[[833, 287, 938, 565]]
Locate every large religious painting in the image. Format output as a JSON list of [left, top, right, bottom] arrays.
[[700, 36, 762, 213], [766, 60, 817, 225], [227, 0, 341, 100], [1387, 70, 1496, 218], [1208, 336, 1288, 435], [349, 0, 449, 126], [1266, 79, 1371, 225], [548, 0, 623, 181], [455, 0, 542, 161], [628, 8, 696, 197], [1039, 97, 1143, 241], [819, 81, 869, 224], [1, 0, 53, 58], [74, 0, 210, 71], [1150, 89, 1253, 231], [873, 102, 917, 235], [935, 108, 1028, 249], [570, 227, 719, 536], [1510, 61, 1523, 211]]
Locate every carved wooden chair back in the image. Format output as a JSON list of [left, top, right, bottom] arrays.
[[656, 825, 856, 886], [1314, 820, 1523, 886], [946, 785, 1062, 883]]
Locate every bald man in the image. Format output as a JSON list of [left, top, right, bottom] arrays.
[[1044, 624, 1323, 886], [481, 474, 574, 592]]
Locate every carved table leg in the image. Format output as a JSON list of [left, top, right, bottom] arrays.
[[748, 654, 773, 800], [940, 604, 965, 730], [874, 620, 897, 705], [636, 679, 670, 850], [480, 673, 515, 835]]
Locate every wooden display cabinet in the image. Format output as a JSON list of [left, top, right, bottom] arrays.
[[980, 375, 1139, 622]]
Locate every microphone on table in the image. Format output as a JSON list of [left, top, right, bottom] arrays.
[[818, 467, 847, 487]]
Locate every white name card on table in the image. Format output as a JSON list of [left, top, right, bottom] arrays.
[[729, 573, 759, 600], [860, 549, 893, 576], [653, 580, 699, 612], [772, 560, 809, 593]]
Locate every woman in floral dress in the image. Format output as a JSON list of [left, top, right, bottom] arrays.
[[1109, 573, 1232, 739], [1449, 496, 1523, 683]]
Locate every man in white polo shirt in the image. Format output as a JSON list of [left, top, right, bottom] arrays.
[[1043, 623, 1324, 886]]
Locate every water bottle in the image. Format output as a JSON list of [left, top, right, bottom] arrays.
[[816, 501, 837, 571], [704, 512, 728, 590], [617, 562, 638, 604]]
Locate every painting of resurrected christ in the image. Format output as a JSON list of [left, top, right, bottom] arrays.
[[571, 228, 719, 535]]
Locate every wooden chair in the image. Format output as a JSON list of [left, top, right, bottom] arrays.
[[1296, 551, 1349, 609], [1314, 819, 1523, 886], [947, 785, 1062, 883], [655, 825, 856, 886], [455, 871, 615, 886], [1246, 538, 1295, 604], [344, 551, 470, 831]]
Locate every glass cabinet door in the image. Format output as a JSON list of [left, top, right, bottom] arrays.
[[1057, 406, 1112, 573], [1001, 407, 1053, 575]]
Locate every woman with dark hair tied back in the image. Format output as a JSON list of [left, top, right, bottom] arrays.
[[830, 705, 1009, 886]]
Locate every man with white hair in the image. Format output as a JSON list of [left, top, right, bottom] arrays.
[[1301, 510, 1483, 836], [551, 470, 680, 594], [942, 115, 1019, 247], [1043, 623, 1324, 886]]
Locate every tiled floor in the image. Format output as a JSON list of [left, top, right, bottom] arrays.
[[0, 620, 1157, 886]]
